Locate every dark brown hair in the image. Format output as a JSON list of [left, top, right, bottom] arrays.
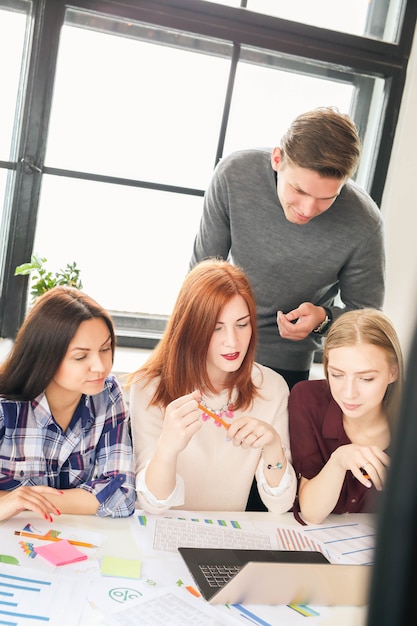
[[0, 286, 115, 400]]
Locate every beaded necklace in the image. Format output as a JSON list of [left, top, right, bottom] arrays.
[[199, 398, 235, 428]]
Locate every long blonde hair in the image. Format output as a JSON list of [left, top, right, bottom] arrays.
[[323, 309, 403, 433]]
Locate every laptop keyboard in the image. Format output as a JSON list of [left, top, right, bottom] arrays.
[[198, 564, 242, 588], [153, 518, 272, 552]]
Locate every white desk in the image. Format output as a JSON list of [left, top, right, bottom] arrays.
[[0, 510, 374, 625]]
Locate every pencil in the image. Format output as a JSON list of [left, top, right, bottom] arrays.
[[197, 403, 230, 430], [14, 530, 97, 548]]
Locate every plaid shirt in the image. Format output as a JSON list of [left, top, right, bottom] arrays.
[[0, 375, 135, 517]]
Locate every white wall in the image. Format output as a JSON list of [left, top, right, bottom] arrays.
[[381, 25, 417, 366]]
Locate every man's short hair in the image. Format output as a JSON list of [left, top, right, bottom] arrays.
[[280, 107, 361, 180]]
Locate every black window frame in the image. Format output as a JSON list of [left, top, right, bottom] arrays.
[[1, 0, 416, 347]]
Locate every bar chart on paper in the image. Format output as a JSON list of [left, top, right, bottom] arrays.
[[275, 526, 324, 553], [134, 514, 273, 554], [0, 565, 86, 625]]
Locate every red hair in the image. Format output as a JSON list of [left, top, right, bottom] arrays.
[[127, 259, 258, 410]]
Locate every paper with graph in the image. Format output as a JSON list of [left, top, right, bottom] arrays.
[[130, 510, 375, 564]]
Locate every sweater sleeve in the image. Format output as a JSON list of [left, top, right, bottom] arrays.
[[328, 185, 385, 322], [337, 223, 384, 311], [190, 158, 232, 267]]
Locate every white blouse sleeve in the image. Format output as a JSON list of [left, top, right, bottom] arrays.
[[135, 461, 185, 513]]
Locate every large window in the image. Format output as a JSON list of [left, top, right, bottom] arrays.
[[0, 0, 31, 296], [1, 0, 416, 346]]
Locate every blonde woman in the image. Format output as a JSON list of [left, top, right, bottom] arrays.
[[289, 309, 403, 524]]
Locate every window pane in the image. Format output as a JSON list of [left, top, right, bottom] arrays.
[[223, 56, 354, 155], [33, 176, 202, 315], [222, 46, 385, 189], [202, 0, 405, 43], [45, 14, 233, 190], [37, 7, 388, 322], [0, 3, 31, 161], [0, 1, 31, 289], [0, 170, 7, 236], [247, 0, 370, 36], [0, 169, 10, 286], [202, 0, 240, 5]]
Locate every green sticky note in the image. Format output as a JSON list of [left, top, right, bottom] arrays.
[[100, 556, 142, 579]]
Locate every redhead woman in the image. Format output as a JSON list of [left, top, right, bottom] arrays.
[[127, 259, 296, 513]]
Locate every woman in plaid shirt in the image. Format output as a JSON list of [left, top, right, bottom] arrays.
[[0, 287, 135, 521]]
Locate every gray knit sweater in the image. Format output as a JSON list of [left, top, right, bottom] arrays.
[[190, 149, 385, 371]]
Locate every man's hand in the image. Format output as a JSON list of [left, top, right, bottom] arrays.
[[277, 303, 327, 340]]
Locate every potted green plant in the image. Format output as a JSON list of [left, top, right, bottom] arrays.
[[15, 253, 83, 301]]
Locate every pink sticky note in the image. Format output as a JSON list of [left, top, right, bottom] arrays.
[[34, 540, 88, 566]]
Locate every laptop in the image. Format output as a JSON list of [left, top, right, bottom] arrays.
[[178, 547, 371, 606]]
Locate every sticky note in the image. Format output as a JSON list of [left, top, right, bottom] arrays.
[[100, 556, 142, 579], [34, 540, 88, 566]]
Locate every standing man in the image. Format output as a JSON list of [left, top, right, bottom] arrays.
[[190, 107, 385, 390]]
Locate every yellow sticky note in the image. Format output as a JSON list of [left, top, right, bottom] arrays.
[[100, 556, 142, 579]]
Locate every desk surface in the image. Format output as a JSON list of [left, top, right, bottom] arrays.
[[0, 510, 374, 625]]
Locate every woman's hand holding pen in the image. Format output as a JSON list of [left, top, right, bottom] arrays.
[[331, 444, 390, 491], [159, 390, 202, 455], [146, 391, 201, 501], [0, 486, 63, 522]]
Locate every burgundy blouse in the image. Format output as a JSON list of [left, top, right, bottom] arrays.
[[289, 379, 382, 515]]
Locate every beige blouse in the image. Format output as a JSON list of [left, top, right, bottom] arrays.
[[129, 363, 296, 514]]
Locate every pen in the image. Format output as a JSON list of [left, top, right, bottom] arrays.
[[360, 468, 371, 481], [197, 403, 230, 430], [14, 530, 97, 548]]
